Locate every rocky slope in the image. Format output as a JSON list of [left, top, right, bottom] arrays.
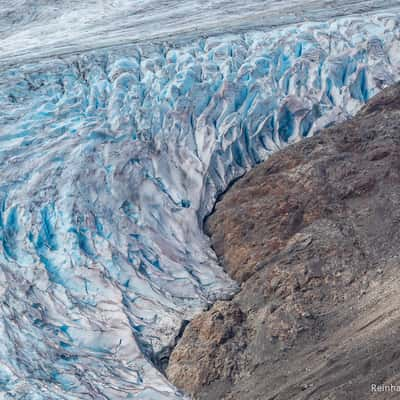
[[167, 82, 400, 400]]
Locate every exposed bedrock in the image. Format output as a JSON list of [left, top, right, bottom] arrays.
[[167, 83, 400, 400]]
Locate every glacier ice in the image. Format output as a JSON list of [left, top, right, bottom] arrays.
[[2, 0, 400, 67], [0, 10, 400, 399]]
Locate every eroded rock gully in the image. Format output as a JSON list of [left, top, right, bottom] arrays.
[[166, 83, 400, 400]]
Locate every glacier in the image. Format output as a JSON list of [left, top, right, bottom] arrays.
[[2, 0, 400, 67], [0, 8, 400, 400]]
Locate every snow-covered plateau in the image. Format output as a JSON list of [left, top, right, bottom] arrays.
[[0, 4, 400, 399]]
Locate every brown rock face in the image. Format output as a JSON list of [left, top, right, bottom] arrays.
[[166, 83, 400, 400]]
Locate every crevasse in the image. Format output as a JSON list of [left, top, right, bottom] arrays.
[[0, 12, 399, 399]]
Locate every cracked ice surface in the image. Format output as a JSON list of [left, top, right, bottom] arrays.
[[2, 0, 400, 66], [0, 11, 400, 399]]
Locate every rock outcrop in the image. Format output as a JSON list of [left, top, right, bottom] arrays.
[[167, 83, 400, 400]]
